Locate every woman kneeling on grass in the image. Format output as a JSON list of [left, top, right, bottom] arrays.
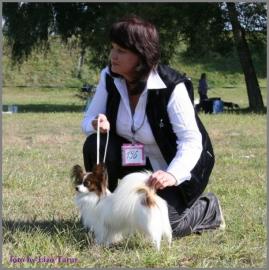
[[81, 15, 225, 237]]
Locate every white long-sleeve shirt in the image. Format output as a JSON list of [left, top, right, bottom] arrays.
[[82, 66, 202, 186]]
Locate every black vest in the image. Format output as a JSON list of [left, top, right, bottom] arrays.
[[105, 64, 214, 167]]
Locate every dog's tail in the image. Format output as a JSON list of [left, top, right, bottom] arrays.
[[136, 186, 156, 207]]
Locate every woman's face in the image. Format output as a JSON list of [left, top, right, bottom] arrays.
[[110, 43, 140, 81]]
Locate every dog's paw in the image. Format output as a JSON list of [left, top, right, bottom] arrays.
[[110, 233, 123, 243]]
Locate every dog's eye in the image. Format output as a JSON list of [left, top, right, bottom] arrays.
[[83, 180, 90, 186], [83, 180, 92, 188], [87, 182, 97, 192]]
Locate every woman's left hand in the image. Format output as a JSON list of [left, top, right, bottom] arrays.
[[148, 170, 177, 190]]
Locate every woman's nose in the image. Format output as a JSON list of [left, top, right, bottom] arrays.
[[110, 49, 118, 60]]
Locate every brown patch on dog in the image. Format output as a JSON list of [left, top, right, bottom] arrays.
[[91, 163, 108, 195], [136, 186, 156, 207], [71, 163, 108, 197], [81, 163, 108, 197]]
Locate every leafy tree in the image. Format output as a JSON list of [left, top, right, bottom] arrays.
[[3, 3, 183, 67], [172, 3, 233, 57], [3, 3, 54, 64], [3, 2, 266, 112], [226, 2, 265, 112]]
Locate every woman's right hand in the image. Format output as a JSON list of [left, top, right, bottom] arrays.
[[92, 114, 110, 133]]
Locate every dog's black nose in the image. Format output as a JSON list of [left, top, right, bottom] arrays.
[[75, 186, 79, 192]]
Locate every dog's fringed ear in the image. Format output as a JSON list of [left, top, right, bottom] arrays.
[[71, 165, 84, 185], [92, 163, 108, 187]]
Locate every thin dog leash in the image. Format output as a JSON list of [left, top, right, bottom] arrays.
[[96, 115, 110, 165]]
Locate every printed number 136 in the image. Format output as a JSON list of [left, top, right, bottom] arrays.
[[127, 150, 138, 160]]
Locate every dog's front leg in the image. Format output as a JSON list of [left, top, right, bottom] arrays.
[[95, 225, 123, 247], [93, 225, 114, 247], [94, 233, 106, 246], [93, 225, 106, 245]]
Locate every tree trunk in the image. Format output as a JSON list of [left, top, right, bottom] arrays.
[[77, 48, 85, 79], [227, 2, 264, 112]]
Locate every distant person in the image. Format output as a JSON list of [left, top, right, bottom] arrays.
[[198, 73, 208, 102]]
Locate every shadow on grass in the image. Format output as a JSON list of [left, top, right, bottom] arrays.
[[3, 104, 85, 113], [3, 219, 92, 248], [3, 219, 152, 251], [3, 104, 267, 115], [235, 106, 267, 114], [197, 106, 267, 115], [3, 219, 84, 235]]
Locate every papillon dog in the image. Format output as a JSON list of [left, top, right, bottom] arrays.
[[71, 163, 172, 250]]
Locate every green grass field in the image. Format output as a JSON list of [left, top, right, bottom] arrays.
[[2, 37, 267, 268], [2, 86, 266, 268]]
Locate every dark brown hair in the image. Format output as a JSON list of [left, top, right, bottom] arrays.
[[109, 16, 160, 94]]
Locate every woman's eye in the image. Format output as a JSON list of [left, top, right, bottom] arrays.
[[111, 45, 126, 54], [114, 48, 125, 53]]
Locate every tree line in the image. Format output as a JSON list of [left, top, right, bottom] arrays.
[[3, 2, 266, 112]]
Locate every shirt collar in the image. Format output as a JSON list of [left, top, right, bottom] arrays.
[[146, 68, 167, 90], [107, 66, 167, 91]]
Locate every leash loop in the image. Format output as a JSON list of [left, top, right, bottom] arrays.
[[96, 115, 109, 165]]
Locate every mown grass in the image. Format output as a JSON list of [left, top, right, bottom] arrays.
[[2, 85, 266, 268], [2, 36, 267, 268]]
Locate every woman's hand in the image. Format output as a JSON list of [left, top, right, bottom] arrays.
[[92, 114, 110, 133], [148, 170, 177, 190]]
